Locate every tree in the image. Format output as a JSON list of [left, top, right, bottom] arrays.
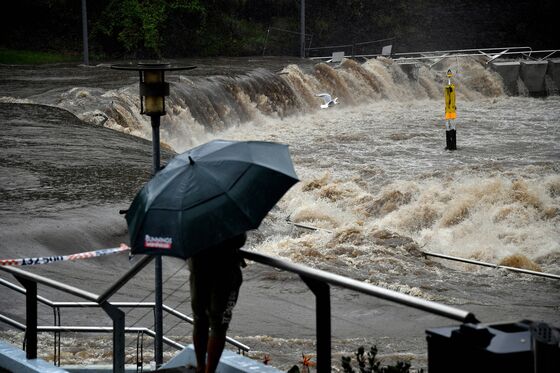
[[93, 0, 205, 58]]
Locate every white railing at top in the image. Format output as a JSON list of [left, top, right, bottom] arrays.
[[310, 46, 560, 64]]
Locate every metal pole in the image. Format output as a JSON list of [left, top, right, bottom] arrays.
[[15, 276, 37, 359], [423, 251, 560, 280], [300, 275, 331, 373], [300, 0, 305, 57], [155, 255, 163, 367], [151, 115, 161, 176], [151, 114, 164, 367], [81, 0, 89, 66], [101, 302, 126, 373]]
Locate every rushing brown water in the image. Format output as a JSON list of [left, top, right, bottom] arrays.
[[0, 56, 559, 371]]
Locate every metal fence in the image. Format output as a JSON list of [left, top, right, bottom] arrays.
[[1, 249, 478, 373]]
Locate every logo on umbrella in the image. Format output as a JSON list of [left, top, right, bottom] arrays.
[[144, 235, 173, 249]]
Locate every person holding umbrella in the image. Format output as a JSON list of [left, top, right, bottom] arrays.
[[188, 233, 247, 373], [125, 139, 299, 372]]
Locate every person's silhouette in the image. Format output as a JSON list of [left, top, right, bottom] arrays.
[[188, 233, 247, 373]]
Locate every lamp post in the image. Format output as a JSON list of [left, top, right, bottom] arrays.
[[81, 0, 89, 65], [300, 0, 306, 58], [111, 62, 195, 368]]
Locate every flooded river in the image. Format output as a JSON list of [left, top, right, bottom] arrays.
[[0, 56, 559, 370]]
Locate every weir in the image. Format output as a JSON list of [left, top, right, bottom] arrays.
[[365, 46, 560, 97], [409, 49, 560, 97], [311, 46, 559, 94], [3, 47, 556, 150], [117, 47, 560, 146]]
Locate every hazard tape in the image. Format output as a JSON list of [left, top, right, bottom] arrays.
[[0, 243, 130, 266]]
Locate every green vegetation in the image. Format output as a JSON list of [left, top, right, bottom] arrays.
[[285, 345, 424, 373], [0, 49, 79, 64], [94, 0, 206, 57], [1, 0, 557, 59], [341, 346, 423, 373]]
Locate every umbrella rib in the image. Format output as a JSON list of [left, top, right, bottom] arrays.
[[202, 164, 258, 224], [224, 164, 267, 226], [178, 163, 252, 212]]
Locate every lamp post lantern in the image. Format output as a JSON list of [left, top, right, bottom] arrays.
[[111, 62, 195, 368]]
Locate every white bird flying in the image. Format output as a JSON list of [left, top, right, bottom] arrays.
[[315, 93, 339, 109]]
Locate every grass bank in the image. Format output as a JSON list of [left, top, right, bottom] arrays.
[[0, 49, 80, 64]]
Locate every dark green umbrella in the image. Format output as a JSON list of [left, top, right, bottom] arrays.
[[125, 139, 299, 259]]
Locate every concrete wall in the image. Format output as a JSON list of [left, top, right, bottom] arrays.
[[395, 58, 558, 97], [0, 340, 68, 373], [490, 61, 521, 95], [491, 59, 559, 97], [520, 60, 549, 96], [547, 58, 560, 91]]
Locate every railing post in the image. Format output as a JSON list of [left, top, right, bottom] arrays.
[[300, 275, 331, 373], [101, 302, 125, 373], [15, 275, 37, 360]]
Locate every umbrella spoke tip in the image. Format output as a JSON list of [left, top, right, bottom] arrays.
[[188, 156, 195, 165]]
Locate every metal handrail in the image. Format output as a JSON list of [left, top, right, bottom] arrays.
[[423, 251, 560, 280], [0, 254, 154, 305], [0, 255, 249, 371], [1, 265, 99, 302], [240, 250, 476, 323], [0, 277, 55, 307], [0, 314, 26, 330], [393, 46, 533, 57], [308, 46, 560, 64], [307, 37, 396, 52], [307, 37, 396, 60], [3, 248, 479, 373], [378, 49, 558, 64], [0, 312, 185, 351], [240, 249, 478, 373], [0, 271, 251, 354], [0, 254, 154, 371]]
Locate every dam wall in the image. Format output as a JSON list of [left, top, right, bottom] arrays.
[[489, 61, 520, 95], [547, 58, 560, 90], [491, 59, 559, 96]]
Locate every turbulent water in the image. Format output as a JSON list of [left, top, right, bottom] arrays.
[[1, 56, 559, 370], [2, 56, 558, 273]]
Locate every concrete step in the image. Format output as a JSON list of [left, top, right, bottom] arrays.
[[162, 345, 282, 373]]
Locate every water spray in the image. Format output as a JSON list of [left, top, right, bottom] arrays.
[[285, 218, 559, 280]]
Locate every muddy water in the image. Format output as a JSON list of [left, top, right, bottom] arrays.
[[0, 56, 559, 371]]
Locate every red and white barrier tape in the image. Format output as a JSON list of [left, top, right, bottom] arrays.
[[0, 243, 130, 266]]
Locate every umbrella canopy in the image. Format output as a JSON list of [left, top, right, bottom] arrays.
[[126, 139, 299, 259]]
